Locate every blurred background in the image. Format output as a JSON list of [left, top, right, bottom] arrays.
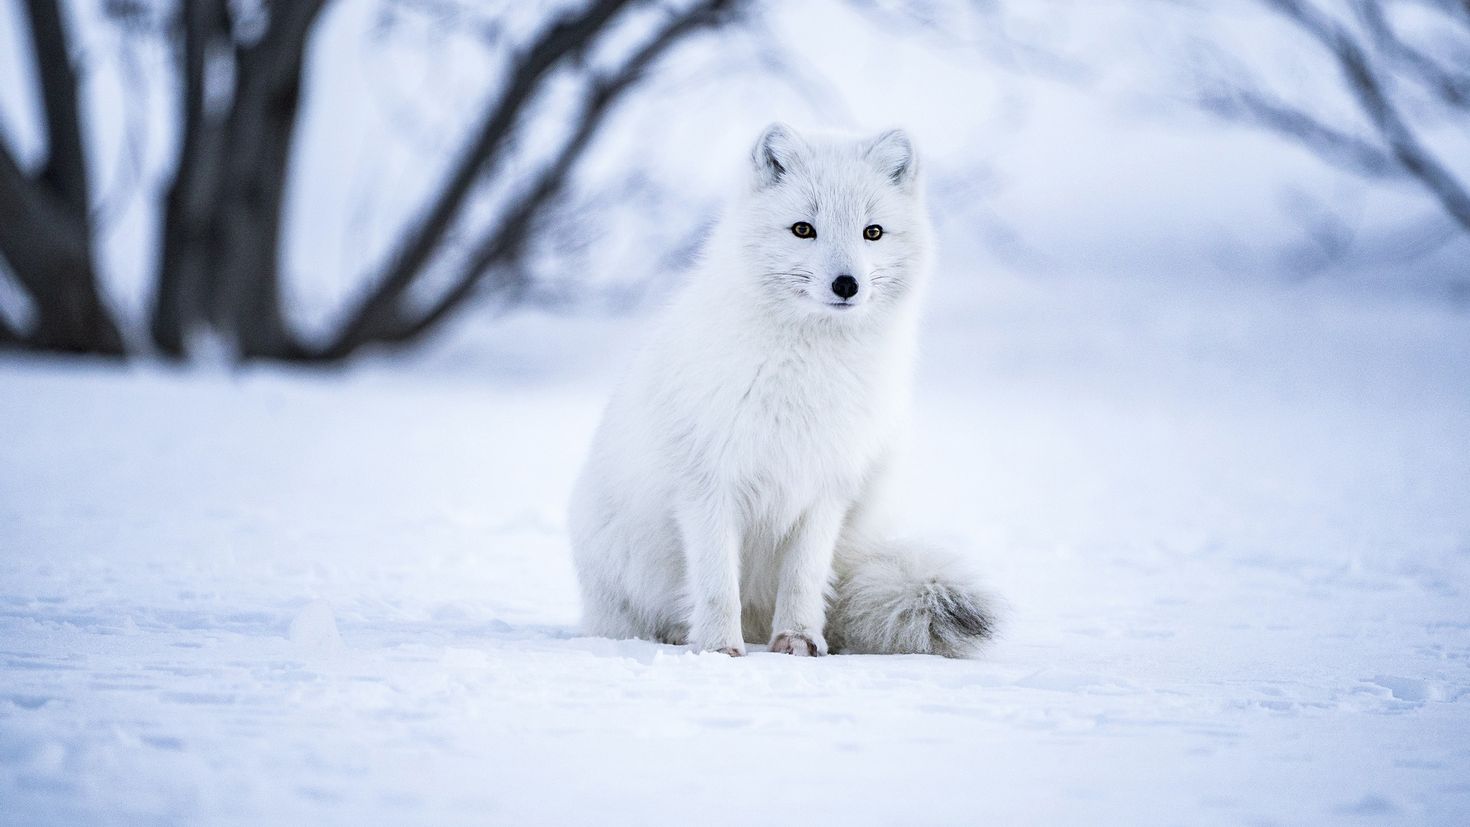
[[2, 0, 1467, 367], [4, 3, 1470, 822]]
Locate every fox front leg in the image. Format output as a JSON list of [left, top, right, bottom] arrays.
[[676, 495, 746, 656], [770, 501, 846, 656]]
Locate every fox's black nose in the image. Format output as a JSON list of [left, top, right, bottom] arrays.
[[831, 275, 858, 300]]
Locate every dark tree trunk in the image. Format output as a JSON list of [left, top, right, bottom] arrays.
[[152, 0, 326, 360], [0, 0, 123, 355], [0, 149, 118, 353], [151, 0, 229, 357], [0, 308, 18, 345]]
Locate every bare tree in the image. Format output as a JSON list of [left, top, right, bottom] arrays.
[[1202, 0, 1470, 236], [0, 0, 744, 361]]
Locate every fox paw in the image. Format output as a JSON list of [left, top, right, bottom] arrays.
[[693, 641, 746, 656], [770, 631, 827, 657]]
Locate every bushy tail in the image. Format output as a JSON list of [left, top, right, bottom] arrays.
[[827, 538, 997, 658]]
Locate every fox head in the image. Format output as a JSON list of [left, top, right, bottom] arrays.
[[736, 123, 931, 321]]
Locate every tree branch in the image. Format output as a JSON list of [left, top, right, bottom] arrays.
[[1358, 0, 1470, 108], [375, 0, 739, 350], [1262, 0, 1470, 232], [322, 0, 637, 355], [1201, 87, 1401, 178]]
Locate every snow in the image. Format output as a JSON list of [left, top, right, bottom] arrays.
[[3, 274, 1469, 825]]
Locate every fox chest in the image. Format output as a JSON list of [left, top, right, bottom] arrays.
[[691, 354, 889, 517]]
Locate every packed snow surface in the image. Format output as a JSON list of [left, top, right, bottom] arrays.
[[2, 277, 1469, 825]]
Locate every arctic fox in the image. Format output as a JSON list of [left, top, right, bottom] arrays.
[[568, 123, 995, 657]]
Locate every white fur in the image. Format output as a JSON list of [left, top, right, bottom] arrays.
[[568, 124, 995, 657]]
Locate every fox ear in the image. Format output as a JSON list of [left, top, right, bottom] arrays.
[[752, 122, 803, 188], [866, 128, 917, 188]]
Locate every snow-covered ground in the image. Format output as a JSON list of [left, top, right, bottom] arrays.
[[2, 274, 1469, 825]]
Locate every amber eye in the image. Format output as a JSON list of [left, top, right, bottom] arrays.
[[791, 221, 816, 239], [863, 224, 884, 241]]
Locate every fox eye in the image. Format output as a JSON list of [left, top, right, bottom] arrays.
[[863, 224, 884, 241], [791, 221, 816, 239]]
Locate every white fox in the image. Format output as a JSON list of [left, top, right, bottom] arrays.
[[568, 123, 995, 657]]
